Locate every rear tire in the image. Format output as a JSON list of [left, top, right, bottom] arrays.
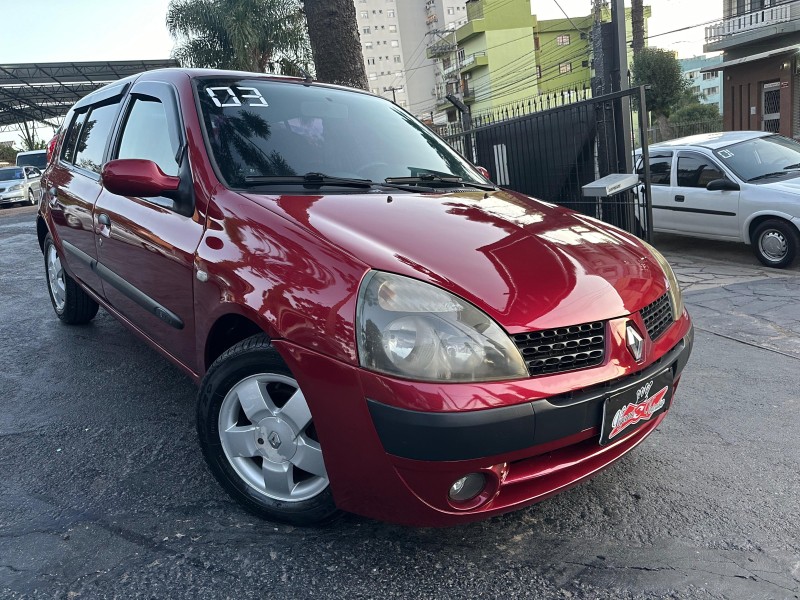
[[43, 233, 99, 324], [752, 219, 798, 269], [197, 334, 338, 526]]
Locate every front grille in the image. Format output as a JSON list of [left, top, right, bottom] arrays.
[[641, 292, 673, 340], [512, 321, 605, 376]]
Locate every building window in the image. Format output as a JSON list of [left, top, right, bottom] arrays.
[[369, 73, 377, 80], [365, 42, 373, 49], [371, 88, 379, 94], [705, 86, 720, 97], [687, 70, 698, 80], [387, 9, 395, 17], [367, 57, 376, 65], [390, 40, 399, 47], [362, 27, 370, 34], [360, 11, 368, 18], [457, 48, 465, 61], [389, 24, 397, 32], [447, 7, 454, 14], [557, 34, 570, 46], [690, 86, 701, 95], [559, 62, 572, 74], [703, 71, 718, 80], [536, 65, 542, 79], [534, 36, 540, 51], [393, 55, 401, 63]]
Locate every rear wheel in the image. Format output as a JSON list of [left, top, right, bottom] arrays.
[[43, 233, 99, 324], [197, 334, 338, 525], [752, 219, 798, 269]]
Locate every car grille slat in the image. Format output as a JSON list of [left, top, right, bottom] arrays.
[[641, 292, 674, 341], [512, 321, 605, 376]]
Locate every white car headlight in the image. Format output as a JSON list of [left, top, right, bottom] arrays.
[[642, 242, 684, 321], [7, 184, 22, 192], [356, 271, 528, 382]]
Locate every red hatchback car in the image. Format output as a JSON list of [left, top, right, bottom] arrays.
[[38, 69, 693, 526]]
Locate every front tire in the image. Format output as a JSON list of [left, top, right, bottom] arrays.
[[43, 233, 99, 324], [197, 334, 338, 526], [752, 219, 798, 269]]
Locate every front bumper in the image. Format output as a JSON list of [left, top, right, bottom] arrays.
[[274, 315, 693, 527], [0, 191, 25, 204]]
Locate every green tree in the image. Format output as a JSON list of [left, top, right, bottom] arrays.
[[0, 144, 17, 164], [166, 0, 311, 74], [304, 0, 368, 90], [632, 48, 687, 138]]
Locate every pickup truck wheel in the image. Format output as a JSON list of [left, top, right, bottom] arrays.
[[43, 234, 99, 324], [753, 219, 798, 269], [197, 334, 338, 526]]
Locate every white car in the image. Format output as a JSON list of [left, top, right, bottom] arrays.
[[637, 131, 800, 268], [0, 165, 42, 207]]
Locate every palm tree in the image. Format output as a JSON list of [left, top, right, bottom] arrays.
[[304, 0, 368, 90], [166, 0, 311, 74]]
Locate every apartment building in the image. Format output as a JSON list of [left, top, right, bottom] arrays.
[[704, 0, 800, 137], [680, 55, 724, 112], [354, 0, 468, 119]]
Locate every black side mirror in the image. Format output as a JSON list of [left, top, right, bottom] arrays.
[[706, 178, 740, 192]]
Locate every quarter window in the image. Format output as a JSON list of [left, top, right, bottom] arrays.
[[61, 111, 87, 165], [73, 102, 121, 174], [677, 154, 724, 188], [117, 98, 180, 177]]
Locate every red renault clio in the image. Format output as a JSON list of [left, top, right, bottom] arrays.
[[38, 69, 692, 526]]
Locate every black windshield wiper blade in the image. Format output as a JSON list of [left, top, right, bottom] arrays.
[[748, 171, 790, 182], [384, 174, 497, 191], [783, 163, 800, 170], [243, 173, 374, 189]]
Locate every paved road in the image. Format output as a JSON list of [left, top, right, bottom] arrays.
[[1, 207, 799, 599]]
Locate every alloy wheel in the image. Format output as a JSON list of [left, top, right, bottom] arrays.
[[46, 245, 66, 311]]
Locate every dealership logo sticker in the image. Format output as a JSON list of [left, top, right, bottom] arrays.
[[609, 383, 668, 440]]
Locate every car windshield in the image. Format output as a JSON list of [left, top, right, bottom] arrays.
[[16, 152, 47, 169], [0, 167, 24, 181], [195, 78, 489, 190], [713, 135, 800, 182]]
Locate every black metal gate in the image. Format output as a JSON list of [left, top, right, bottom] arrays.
[[442, 87, 653, 241]]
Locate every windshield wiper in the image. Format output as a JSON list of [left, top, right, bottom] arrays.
[[384, 173, 497, 191], [243, 172, 374, 189], [748, 171, 792, 182], [783, 163, 800, 170]]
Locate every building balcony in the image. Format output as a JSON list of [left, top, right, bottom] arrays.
[[705, 1, 800, 51], [460, 52, 488, 74]]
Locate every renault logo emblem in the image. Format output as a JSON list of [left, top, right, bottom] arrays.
[[626, 324, 644, 362]]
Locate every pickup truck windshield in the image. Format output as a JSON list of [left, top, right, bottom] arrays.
[[195, 78, 489, 190]]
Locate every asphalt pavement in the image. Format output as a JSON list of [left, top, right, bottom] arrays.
[[1, 205, 799, 599]]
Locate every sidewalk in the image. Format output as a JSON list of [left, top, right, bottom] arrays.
[[655, 232, 800, 359]]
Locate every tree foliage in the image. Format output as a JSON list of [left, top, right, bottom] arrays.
[[304, 0, 368, 90], [632, 48, 687, 121], [166, 0, 311, 74], [0, 144, 17, 164], [670, 100, 721, 126]]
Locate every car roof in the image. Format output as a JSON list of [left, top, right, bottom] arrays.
[[649, 131, 772, 152], [16, 149, 46, 156]]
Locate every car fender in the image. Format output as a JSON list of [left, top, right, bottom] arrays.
[[742, 209, 800, 245]]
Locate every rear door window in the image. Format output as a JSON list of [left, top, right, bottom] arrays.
[[72, 102, 122, 174], [637, 153, 673, 186]]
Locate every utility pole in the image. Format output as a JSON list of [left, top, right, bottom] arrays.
[[385, 86, 402, 104], [611, 0, 633, 175]]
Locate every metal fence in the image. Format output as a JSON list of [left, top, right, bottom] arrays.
[[441, 87, 653, 241], [644, 118, 724, 145]]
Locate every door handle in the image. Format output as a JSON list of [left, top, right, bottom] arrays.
[[98, 213, 111, 226], [48, 187, 59, 208], [675, 195, 685, 202]]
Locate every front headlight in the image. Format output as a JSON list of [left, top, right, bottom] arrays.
[[642, 242, 684, 321], [356, 271, 528, 382], [7, 184, 22, 192]]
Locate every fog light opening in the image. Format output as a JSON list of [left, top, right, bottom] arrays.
[[448, 473, 486, 502]]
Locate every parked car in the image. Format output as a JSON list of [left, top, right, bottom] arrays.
[[37, 68, 693, 526], [0, 165, 41, 206], [638, 131, 800, 268], [16, 149, 47, 170]]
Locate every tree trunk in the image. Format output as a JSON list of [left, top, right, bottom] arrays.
[[656, 113, 671, 142], [632, 0, 645, 57], [304, 0, 368, 90]]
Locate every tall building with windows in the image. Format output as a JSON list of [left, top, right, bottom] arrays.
[[680, 55, 724, 113], [354, 0, 468, 118]]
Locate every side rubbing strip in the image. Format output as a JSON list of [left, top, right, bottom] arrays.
[[62, 240, 184, 330]]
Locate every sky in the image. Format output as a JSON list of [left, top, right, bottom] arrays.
[[1, 0, 723, 145]]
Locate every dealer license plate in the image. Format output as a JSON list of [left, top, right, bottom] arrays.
[[600, 369, 673, 445]]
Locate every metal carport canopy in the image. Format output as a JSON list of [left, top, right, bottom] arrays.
[[0, 59, 178, 133]]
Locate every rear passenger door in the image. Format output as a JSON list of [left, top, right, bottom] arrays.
[[93, 81, 203, 373], [46, 89, 125, 295], [638, 151, 675, 232]]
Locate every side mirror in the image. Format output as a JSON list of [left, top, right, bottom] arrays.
[[476, 166, 492, 180], [102, 159, 180, 198], [706, 178, 740, 192]]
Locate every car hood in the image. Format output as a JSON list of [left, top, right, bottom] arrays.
[[243, 189, 667, 332], [761, 176, 800, 194]]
